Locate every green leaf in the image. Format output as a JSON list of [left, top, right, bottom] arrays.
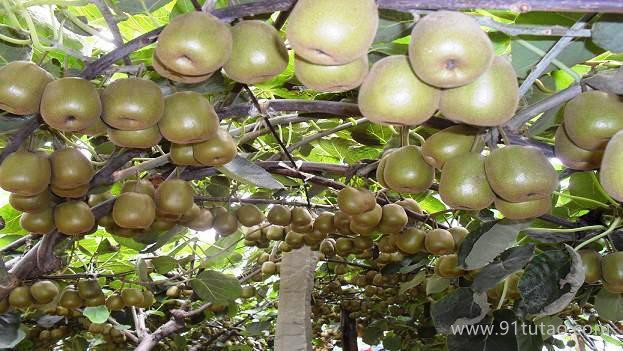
[[568, 171, 610, 209], [0, 205, 27, 235], [458, 219, 532, 270], [431, 287, 489, 334], [602, 333, 623, 346], [0, 27, 31, 66], [382, 333, 402, 351], [592, 14, 623, 53], [0, 116, 34, 134], [151, 256, 178, 274], [202, 230, 243, 267], [594, 287, 623, 321], [362, 326, 383, 345], [116, 0, 171, 14], [425, 275, 451, 295], [533, 316, 563, 340], [374, 10, 413, 43], [399, 270, 425, 293], [94, 238, 118, 256], [518, 245, 584, 317], [190, 270, 242, 304], [83, 306, 110, 324], [471, 244, 534, 293], [217, 156, 284, 190]]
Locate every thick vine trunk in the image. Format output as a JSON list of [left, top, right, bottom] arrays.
[[275, 246, 319, 351]]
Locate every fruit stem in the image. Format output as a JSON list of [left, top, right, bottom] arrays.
[[525, 224, 606, 233], [0, 27, 31, 45], [552, 191, 611, 210], [575, 217, 621, 251], [589, 171, 620, 207], [496, 277, 510, 310], [400, 126, 410, 147], [497, 127, 510, 146]]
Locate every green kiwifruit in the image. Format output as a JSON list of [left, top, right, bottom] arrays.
[[193, 128, 237, 166], [408, 11, 493, 88], [106, 294, 125, 311], [170, 143, 201, 166], [422, 125, 483, 169], [563, 91, 623, 151], [381, 145, 434, 193], [485, 145, 557, 202], [579, 249, 602, 284], [439, 56, 519, 126], [435, 254, 465, 278], [599, 130, 623, 201], [351, 203, 382, 228], [267, 205, 291, 226], [554, 124, 603, 170], [358, 55, 440, 126], [159, 92, 219, 144], [154, 11, 232, 77], [394, 227, 426, 254], [112, 192, 156, 229], [107, 125, 163, 149], [101, 78, 164, 130], [313, 212, 335, 234], [121, 288, 144, 307], [9, 286, 33, 309], [10, 191, 51, 213], [235, 204, 265, 227], [20, 207, 55, 234], [439, 153, 495, 210], [494, 197, 551, 220], [30, 280, 59, 304], [50, 148, 94, 190], [291, 207, 313, 226], [378, 204, 408, 234], [294, 55, 368, 93], [337, 186, 376, 216], [0, 61, 53, 115], [54, 201, 95, 236], [424, 229, 455, 255], [40, 77, 102, 132], [155, 179, 194, 216], [121, 179, 156, 198], [186, 208, 214, 231], [213, 211, 239, 236], [59, 288, 82, 309], [224, 20, 288, 84], [0, 150, 51, 196], [286, 0, 378, 65]]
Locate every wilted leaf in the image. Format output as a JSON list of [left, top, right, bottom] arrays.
[[431, 287, 489, 334], [217, 156, 284, 190], [471, 244, 535, 292]]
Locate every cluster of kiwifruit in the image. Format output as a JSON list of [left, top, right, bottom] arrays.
[[579, 250, 623, 294], [1, 278, 154, 314], [0, 59, 238, 163], [377, 131, 559, 219], [0, 147, 96, 235], [549, 91, 623, 203]]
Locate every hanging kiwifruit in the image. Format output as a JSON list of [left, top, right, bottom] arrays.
[[155, 179, 194, 216], [424, 229, 455, 255], [290, 207, 313, 226], [439, 153, 495, 211], [0, 60, 54, 115], [159, 92, 219, 144], [30, 280, 59, 304], [235, 204, 265, 227], [9, 191, 52, 213], [294, 55, 369, 93], [106, 294, 125, 311], [337, 186, 376, 216], [394, 227, 426, 254], [421, 125, 483, 169], [101, 78, 164, 130], [59, 288, 83, 309], [0, 150, 51, 196], [121, 179, 156, 198], [193, 128, 237, 166], [107, 125, 163, 149], [554, 124, 603, 171], [54, 201, 95, 236], [377, 204, 408, 234], [381, 146, 434, 193], [121, 288, 145, 307], [267, 205, 291, 226], [170, 143, 201, 166], [40, 77, 102, 132], [213, 211, 239, 236], [20, 207, 55, 234], [186, 208, 214, 231], [50, 148, 94, 190], [51, 183, 90, 198], [9, 286, 34, 309], [112, 192, 156, 229], [313, 212, 335, 235]]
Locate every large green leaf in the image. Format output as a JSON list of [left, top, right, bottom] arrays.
[[83, 306, 111, 324], [190, 270, 242, 304], [594, 288, 623, 321], [217, 156, 284, 190], [592, 14, 623, 53]]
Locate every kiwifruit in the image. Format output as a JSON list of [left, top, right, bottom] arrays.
[[87, 192, 113, 207], [155, 179, 194, 216], [107, 125, 163, 149], [320, 238, 336, 257], [20, 207, 55, 234], [59, 288, 83, 309], [180, 203, 201, 224], [50, 148, 94, 190], [396, 198, 423, 214], [9, 286, 34, 309], [106, 294, 125, 311], [286, 0, 378, 65], [0, 150, 51, 196], [240, 286, 256, 299], [377, 235, 397, 253], [578, 249, 602, 284], [51, 183, 90, 198], [155, 11, 231, 77], [599, 130, 623, 201], [235, 204, 265, 227], [151, 53, 215, 83], [335, 237, 354, 256], [112, 192, 156, 229], [121, 179, 156, 198], [333, 211, 352, 235], [0, 60, 54, 115], [267, 205, 291, 226], [337, 186, 376, 216], [9, 191, 52, 213], [601, 252, 623, 293], [140, 291, 156, 309], [186, 208, 214, 231], [224, 20, 288, 84], [358, 55, 440, 126], [408, 11, 493, 88], [77, 116, 108, 136], [54, 201, 95, 236], [121, 288, 144, 307], [40, 77, 102, 131], [353, 236, 373, 251], [563, 91, 623, 151], [265, 226, 285, 241], [351, 204, 382, 228], [159, 92, 219, 144], [485, 145, 557, 202], [294, 55, 368, 93], [439, 153, 495, 210], [290, 207, 313, 226], [313, 212, 335, 234], [78, 279, 102, 299], [213, 211, 239, 236], [349, 221, 376, 236], [30, 280, 59, 304], [394, 227, 426, 254], [554, 124, 603, 170], [285, 230, 304, 249], [193, 128, 237, 166], [439, 56, 519, 126], [381, 145, 434, 193], [378, 204, 408, 234], [494, 197, 552, 220], [435, 254, 465, 278], [0, 298, 8, 314], [84, 294, 106, 307], [261, 261, 276, 275], [422, 125, 483, 169], [448, 227, 469, 247], [101, 78, 164, 130], [170, 143, 201, 166], [424, 229, 455, 255]]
